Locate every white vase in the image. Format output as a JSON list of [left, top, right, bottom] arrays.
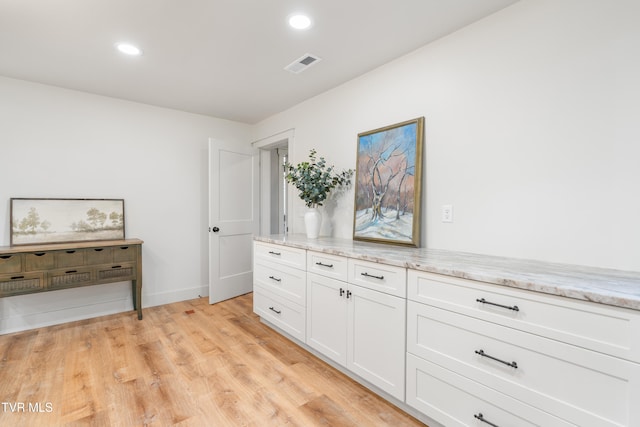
[[304, 207, 322, 239]]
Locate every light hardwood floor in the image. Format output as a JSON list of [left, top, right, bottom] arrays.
[[0, 293, 427, 426]]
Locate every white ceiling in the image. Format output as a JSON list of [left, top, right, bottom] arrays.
[[0, 0, 519, 124]]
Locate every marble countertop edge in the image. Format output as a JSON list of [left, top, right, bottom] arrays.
[[407, 263, 639, 311], [254, 234, 640, 311]]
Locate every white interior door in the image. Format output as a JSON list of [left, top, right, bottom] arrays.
[[209, 138, 259, 303]]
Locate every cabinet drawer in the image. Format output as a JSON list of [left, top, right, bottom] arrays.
[[0, 272, 45, 296], [55, 249, 86, 268], [113, 245, 137, 262], [406, 354, 575, 427], [408, 270, 640, 363], [0, 254, 22, 274], [307, 251, 348, 281], [254, 259, 306, 306], [254, 242, 306, 270], [253, 288, 305, 342], [86, 247, 114, 265], [408, 301, 640, 427], [25, 251, 55, 271], [348, 258, 406, 297], [48, 267, 94, 289], [96, 263, 136, 283]]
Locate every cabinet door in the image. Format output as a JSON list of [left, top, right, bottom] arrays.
[[306, 272, 347, 366], [347, 284, 406, 401]]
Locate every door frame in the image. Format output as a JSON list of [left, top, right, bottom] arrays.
[[252, 129, 295, 235]]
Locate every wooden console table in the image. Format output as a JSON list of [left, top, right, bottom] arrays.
[[0, 238, 143, 319]]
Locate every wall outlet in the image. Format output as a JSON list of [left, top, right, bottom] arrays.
[[442, 205, 453, 223]]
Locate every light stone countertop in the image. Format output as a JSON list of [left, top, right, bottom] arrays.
[[255, 234, 640, 311]]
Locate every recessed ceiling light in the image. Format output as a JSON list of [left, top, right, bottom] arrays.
[[116, 43, 142, 56], [288, 14, 312, 30]]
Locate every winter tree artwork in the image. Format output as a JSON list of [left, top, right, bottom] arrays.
[[353, 117, 424, 246], [10, 198, 125, 245]]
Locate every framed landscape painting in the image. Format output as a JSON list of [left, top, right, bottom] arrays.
[[353, 117, 424, 247], [10, 198, 125, 246]]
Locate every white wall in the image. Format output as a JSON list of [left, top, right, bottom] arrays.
[[253, 0, 640, 271], [0, 76, 252, 333], [1, 0, 638, 333]]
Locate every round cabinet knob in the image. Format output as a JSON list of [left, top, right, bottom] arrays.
[[212, 226, 220, 232]]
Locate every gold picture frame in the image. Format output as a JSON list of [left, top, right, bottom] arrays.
[[353, 117, 424, 246]]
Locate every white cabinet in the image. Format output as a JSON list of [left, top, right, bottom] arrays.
[[408, 269, 640, 363], [253, 244, 408, 402], [253, 238, 640, 427], [406, 354, 575, 427], [305, 252, 407, 401], [347, 281, 406, 401], [253, 242, 306, 341], [306, 272, 348, 365], [406, 269, 640, 427]]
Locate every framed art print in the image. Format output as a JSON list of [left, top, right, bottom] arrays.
[[10, 198, 125, 245], [353, 117, 424, 246]]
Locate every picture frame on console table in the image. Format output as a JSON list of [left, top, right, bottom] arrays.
[[10, 198, 125, 246], [353, 117, 424, 247]]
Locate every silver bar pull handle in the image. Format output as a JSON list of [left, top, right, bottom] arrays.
[[475, 349, 518, 369], [474, 413, 500, 427], [361, 272, 384, 280], [315, 261, 334, 268], [476, 298, 519, 312]]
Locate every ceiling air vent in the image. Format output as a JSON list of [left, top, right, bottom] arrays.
[[284, 53, 322, 74]]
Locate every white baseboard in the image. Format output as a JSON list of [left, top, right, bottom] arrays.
[[143, 284, 209, 308], [0, 282, 210, 335]]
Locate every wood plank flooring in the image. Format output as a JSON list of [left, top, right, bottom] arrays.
[[0, 293, 427, 426]]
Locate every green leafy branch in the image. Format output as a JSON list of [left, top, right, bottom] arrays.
[[285, 149, 354, 208]]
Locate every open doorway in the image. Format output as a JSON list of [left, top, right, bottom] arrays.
[[270, 146, 288, 234], [253, 129, 294, 236]]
